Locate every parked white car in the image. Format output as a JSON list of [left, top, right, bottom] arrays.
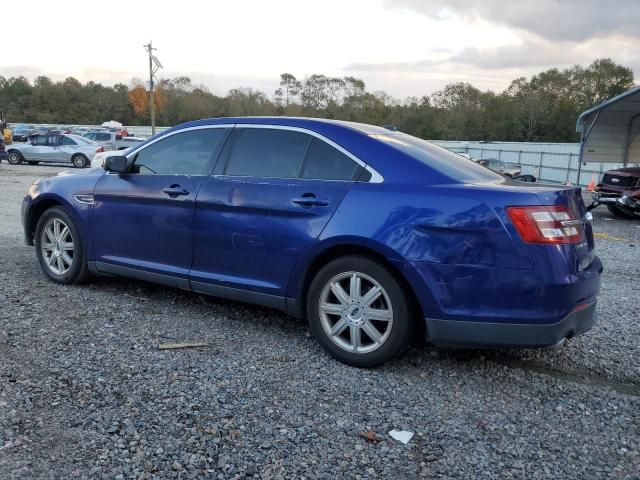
[[91, 147, 132, 168], [83, 131, 145, 151], [6, 134, 103, 168]]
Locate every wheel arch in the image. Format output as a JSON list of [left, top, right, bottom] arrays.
[[7, 148, 23, 159], [286, 238, 426, 334], [25, 195, 82, 246]]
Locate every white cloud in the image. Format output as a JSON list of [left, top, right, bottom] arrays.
[[0, 0, 636, 99]]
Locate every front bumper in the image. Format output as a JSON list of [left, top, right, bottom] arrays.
[[588, 191, 640, 211], [426, 300, 597, 348], [21, 196, 34, 245]]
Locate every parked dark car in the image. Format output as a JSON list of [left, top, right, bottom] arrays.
[[11, 125, 36, 142], [0, 138, 8, 162], [589, 167, 640, 218], [21, 117, 601, 367]]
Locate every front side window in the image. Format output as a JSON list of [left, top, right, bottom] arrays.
[[301, 138, 360, 180], [132, 128, 228, 175], [225, 129, 311, 178]]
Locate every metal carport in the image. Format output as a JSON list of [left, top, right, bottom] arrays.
[[576, 86, 640, 183]]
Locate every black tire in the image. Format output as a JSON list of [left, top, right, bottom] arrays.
[[7, 150, 23, 165], [34, 206, 91, 284], [607, 204, 640, 219], [307, 255, 413, 367], [72, 154, 88, 168]]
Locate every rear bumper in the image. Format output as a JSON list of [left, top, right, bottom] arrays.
[[0, 151, 8, 162], [426, 300, 597, 348]]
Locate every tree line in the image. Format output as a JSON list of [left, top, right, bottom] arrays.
[[0, 58, 633, 142]]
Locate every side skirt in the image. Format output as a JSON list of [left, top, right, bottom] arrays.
[[90, 261, 292, 314], [93, 261, 190, 290], [190, 280, 286, 312]]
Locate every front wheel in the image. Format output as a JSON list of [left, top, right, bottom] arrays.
[[72, 154, 88, 168], [7, 151, 23, 165], [307, 255, 413, 367], [34, 206, 90, 284]]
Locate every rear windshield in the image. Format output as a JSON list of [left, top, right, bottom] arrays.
[[372, 133, 502, 182]]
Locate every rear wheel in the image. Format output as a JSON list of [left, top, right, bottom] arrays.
[[72, 154, 89, 168], [34, 206, 90, 284], [607, 204, 640, 219], [7, 151, 23, 165], [307, 255, 413, 367]]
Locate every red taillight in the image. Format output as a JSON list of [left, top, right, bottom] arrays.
[[506, 205, 583, 244], [96, 146, 104, 153]]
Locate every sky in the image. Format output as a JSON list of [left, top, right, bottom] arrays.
[[3, 0, 638, 99]]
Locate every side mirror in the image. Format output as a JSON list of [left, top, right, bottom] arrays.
[[104, 155, 128, 173]]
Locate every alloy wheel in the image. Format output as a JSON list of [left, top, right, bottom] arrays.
[[73, 155, 87, 168], [40, 218, 74, 275], [7, 152, 21, 164], [318, 271, 393, 354]]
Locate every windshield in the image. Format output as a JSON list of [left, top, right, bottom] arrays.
[[371, 133, 502, 182]]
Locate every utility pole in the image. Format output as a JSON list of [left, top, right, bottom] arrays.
[[143, 41, 163, 135]]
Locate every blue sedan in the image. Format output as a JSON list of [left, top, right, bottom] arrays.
[[21, 117, 602, 366]]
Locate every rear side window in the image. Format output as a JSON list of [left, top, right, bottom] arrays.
[[372, 133, 502, 182], [132, 128, 229, 175], [60, 136, 77, 146], [225, 129, 311, 178], [301, 139, 360, 180]]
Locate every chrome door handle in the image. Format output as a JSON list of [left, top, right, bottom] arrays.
[[162, 186, 190, 197], [292, 197, 330, 207]]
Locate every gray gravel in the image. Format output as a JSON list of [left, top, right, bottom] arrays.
[[1, 163, 639, 479]]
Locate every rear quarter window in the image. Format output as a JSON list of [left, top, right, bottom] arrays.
[[372, 133, 502, 182]]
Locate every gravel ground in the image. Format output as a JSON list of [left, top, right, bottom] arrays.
[[1, 163, 639, 479]]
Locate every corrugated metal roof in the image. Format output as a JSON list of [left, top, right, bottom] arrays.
[[576, 85, 640, 132]]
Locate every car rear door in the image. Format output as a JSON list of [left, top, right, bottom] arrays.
[[191, 126, 363, 306], [51, 135, 78, 163], [91, 126, 232, 285]]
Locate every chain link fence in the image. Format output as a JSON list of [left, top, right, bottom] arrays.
[[430, 140, 636, 187]]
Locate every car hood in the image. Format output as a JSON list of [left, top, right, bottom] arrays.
[[55, 167, 105, 177], [604, 167, 640, 177]]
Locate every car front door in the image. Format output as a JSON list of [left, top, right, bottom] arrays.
[[25, 135, 51, 161], [91, 126, 232, 286], [191, 126, 363, 307], [39, 134, 65, 163]]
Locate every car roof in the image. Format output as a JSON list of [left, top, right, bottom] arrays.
[[171, 116, 394, 136]]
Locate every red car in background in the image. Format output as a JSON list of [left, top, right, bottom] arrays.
[[589, 167, 640, 218]]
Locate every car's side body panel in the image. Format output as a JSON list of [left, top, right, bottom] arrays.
[[91, 173, 207, 280], [192, 175, 352, 298], [21, 116, 602, 354]]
